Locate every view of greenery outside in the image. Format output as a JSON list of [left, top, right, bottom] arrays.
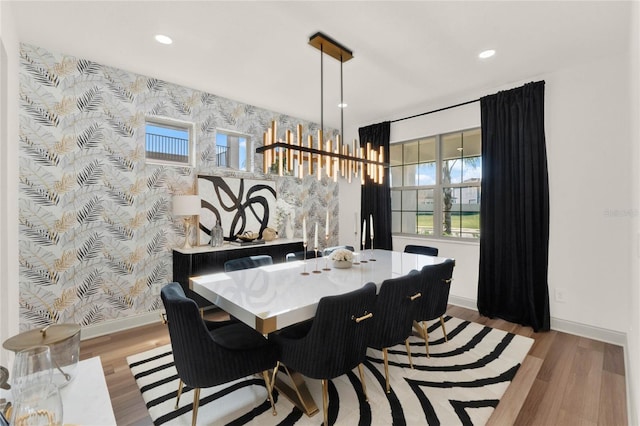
[[390, 128, 481, 239], [416, 212, 480, 237]]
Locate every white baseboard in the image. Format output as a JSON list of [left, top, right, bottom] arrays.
[[448, 296, 626, 346], [80, 311, 162, 341], [449, 295, 477, 310], [549, 317, 626, 346]]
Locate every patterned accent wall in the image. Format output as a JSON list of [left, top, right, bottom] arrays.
[[18, 43, 339, 331]]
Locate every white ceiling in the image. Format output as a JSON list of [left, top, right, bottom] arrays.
[[8, 1, 631, 130]]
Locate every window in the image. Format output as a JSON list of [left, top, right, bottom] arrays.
[[390, 128, 481, 239], [216, 130, 250, 171], [145, 117, 195, 166]]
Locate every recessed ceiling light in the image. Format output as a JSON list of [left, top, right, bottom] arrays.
[[155, 34, 173, 45], [338, 103, 348, 108], [478, 49, 495, 59]]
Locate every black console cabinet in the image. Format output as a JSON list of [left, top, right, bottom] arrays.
[[172, 239, 303, 306]]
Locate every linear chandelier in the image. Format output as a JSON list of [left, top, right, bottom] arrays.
[[256, 32, 385, 185]]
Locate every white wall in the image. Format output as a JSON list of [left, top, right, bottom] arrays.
[[340, 51, 632, 342], [544, 54, 630, 337], [0, 1, 20, 367], [627, 1, 639, 423]]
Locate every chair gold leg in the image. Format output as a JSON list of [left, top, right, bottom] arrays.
[[413, 320, 425, 339], [440, 316, 448, 342], [175, 379, 184, 409], [270, 362, 280, 394], [262, 370, 277, 416], [357, 363, 368, 402], [405, 339, 414, 369], [422, 321, 430, 358], [383, 348, 390, 394], [322, 379, 329, 426], [192, 387, 201, 426]]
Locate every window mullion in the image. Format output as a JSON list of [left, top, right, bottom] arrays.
[[434, 134, 442, 238]]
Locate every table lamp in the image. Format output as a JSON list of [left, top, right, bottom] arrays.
[[173, 195, 201, 249]]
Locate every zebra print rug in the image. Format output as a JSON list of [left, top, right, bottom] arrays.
[[127, 316, 533, 425]]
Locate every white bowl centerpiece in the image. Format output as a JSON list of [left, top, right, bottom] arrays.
[[330, 248, 354, 269]]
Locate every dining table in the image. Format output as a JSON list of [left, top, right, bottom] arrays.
[[190, 249, 451, 335], [190, 249, 452, 417]]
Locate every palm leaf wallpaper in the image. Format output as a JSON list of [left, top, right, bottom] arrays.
[[18, 43, 339, 331]]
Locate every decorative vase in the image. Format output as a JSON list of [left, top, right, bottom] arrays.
[[332, 260, 352, 269], [285, 216, 294, 240]]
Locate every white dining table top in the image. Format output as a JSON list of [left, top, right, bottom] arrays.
[[191, 249, 451, 334]]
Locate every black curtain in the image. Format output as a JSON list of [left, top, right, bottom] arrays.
[[359, 121, 392, 250], [477, 81, 550, 332]]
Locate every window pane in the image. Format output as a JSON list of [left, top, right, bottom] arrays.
[[417, 189, 433, 236], [401, 189, 417, 211], [442, 187, 480, 238], [442, 132, 462, 184], [391, 190, 401, 211], [418, 138, 436, 163], [404, 164, 418, 186], [238, 137, 247, 171], [417, 213, 434, 236], [390, 166, 403, 187], [392, 211, 402, 233], [417, 162, 436, 185], [403, 141, 419, 165], [390, 144, 403, 166], [417, 189, 434, 212], [145, 121, 191, 164], [442, 130, 482, 183], [402, 212, 418, 234], [217, 131, 251, 171]]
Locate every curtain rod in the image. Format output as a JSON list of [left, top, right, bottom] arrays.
[[390, 98, 480, 123]]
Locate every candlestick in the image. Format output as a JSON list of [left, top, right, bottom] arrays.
[[301, 241, 309, 275], [314, 222, 318, 250], [323, 235, 331, 271], [370, 234, 376, 261], [370, 214, 374, 239], [326, 211, 329, 238], [302, 217, 307, 244], [360, 219, 368, 263], [313, 248, 321, 273]]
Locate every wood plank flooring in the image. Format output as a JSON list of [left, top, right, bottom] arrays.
[[79, 305, 628, 425]]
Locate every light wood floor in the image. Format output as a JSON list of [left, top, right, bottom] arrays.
[[79, 305, 628, 426]]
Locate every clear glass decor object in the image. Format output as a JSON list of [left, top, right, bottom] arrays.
[[11, 383, 63, 426], [11, 346, 53, 395], [3, 325, 81, 389]]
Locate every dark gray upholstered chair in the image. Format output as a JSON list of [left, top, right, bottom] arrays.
[[367, 270, 422, 393], [414, 259, 456, 357], [224, 254, 273, 272], [404, 244, 439, 257], [322, 245, 355, 257], [270, 282, 377, 426], [285, 250, 322, 261], [160, 282, 278, 426]]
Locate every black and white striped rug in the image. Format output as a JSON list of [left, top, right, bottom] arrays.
[[127, 316, 533, 425]]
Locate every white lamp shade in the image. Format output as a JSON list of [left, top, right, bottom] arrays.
[[173, 195, 201, 216]]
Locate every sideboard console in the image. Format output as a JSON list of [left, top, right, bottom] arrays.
[[173, 238, 304, 306]]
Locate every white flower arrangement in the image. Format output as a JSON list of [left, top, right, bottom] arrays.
[[330, 248, 354, 262]]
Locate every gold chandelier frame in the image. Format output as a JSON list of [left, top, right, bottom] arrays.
[[256, 32, 386, 184]]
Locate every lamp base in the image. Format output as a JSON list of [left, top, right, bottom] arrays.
[[181, 220, 193, 250]]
